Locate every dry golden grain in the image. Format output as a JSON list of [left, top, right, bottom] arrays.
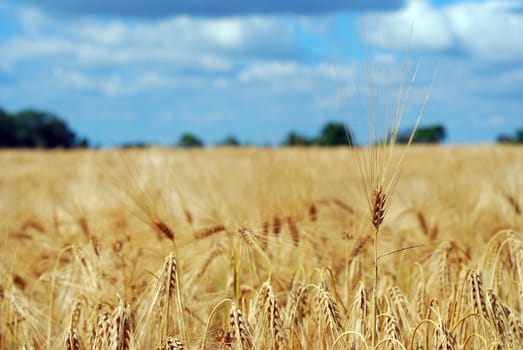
[[349, 235, 371, 258], [372, 186, 386, 231], [348, 281, 369, 344], [309, 203, 318, 222], [77, 217, 89, 237], [154, 220, 175, 241], [434, 322, 456, 350], [229, 302, 254, 350], [416, 211, 429, 236], [383, 311, 401, 343], [332, 198, 354, 213], [413, 280, 426, 320], [285, 279, 308, 329], [250, 279, 286, 349], [65, 327, 84, 350], [273, 216, 282, 235], [183, 208, 193, 224], [470, 271, 489, 320], [287, 217, 299, 246], [315, 285, 343, 345], [194, 245, 222, 281], [505, 194, 521, 215], [92, 313, 111, 349], [163, 336, 184, 350], [110, 299, 133, 350], [387, 285, 416, 330], [238, 226, 255, 247], [193, 224, 226, 240]]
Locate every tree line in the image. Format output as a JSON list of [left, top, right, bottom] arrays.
[[0, 108, 88, 148], [121, 122, 450, 147], [0, 107, 521, 148]]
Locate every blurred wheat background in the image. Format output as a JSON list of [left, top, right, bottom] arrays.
[[1, 146, 522, 349]]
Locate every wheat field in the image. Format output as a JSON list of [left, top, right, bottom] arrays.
[[1, 145, 522, 349]]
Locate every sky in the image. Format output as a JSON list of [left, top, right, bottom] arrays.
[[0, 0, 522, 146]]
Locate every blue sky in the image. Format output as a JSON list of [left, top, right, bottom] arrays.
[[0, 0, 522, 145]]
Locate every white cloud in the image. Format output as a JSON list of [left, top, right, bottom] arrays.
[[238, 60, 362, 85], [212, 77, 230, 89], [52, 67, 184, 97], [52, 68, 92, 89], [485, 115, 507, 127], [359, 0, 454, 50], [359, 0, 523, 62], [17, 6, 53, 32], [500, 68, 523, 84], [446, 0, 523, 61], [238, 61, 299, 83], [3, 36, 74, 61], [1, 9, 298, 71], [201, 19, 245, 49]]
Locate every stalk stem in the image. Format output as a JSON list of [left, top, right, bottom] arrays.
[[372, 227, 379, 348]]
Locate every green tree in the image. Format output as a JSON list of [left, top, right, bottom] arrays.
[[0, 108, 85, 148], [76, 137, 90, 148], [497, 135, 513, 143], [178, 133, 204, 148], [497, 128, 523, 143], [0, 109, 17, 147], [397, 124, 446, 144], [13, 109, 77, 148], [517, 129, 523, 143], [120, 141, 149, 148], [218, 135, 240, 146], [313, 122, 353, 146], [282, 132, 311, 146]]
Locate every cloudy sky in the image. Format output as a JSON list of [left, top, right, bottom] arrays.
[[0, 0, 522, 145]]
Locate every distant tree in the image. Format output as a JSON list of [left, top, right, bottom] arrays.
[[497, 135, 513, 143], [12, 109, 77, 148], [120, 141, 149, 148], [218, 135, 240, 146], [497, 128, 523, 143], [397, 124, 446, 144], [76, 137, 90, 148], [313, 122, 353, 146], [0, 108, 85, 148], [282, 132, 311, 146], [178, 133, 204, 148], [518, 129, 523, 143], [0, 109, 17, 147]]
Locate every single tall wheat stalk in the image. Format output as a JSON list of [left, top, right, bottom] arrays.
[[347, 28, 437, 346]]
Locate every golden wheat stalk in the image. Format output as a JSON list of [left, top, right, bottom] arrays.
[[433, 322, 456, 350], [109, 297, 133, 350], [92, 312, 111, 349], [249, 279, 286, 350], [136, 252, 187, 347], [159, 336, 185, 350], [64, 327, 84, 350], [346, 27, 438, 347], [193, 224, 226, 240], [285, 279, 309, 331], [348, 281, 369, 346], [314, 284, 344, 349], [229, 302, 254, 350]]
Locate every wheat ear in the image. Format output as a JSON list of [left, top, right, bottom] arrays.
[[228, 302, 254, 350], [249, 279, 286, 350]]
